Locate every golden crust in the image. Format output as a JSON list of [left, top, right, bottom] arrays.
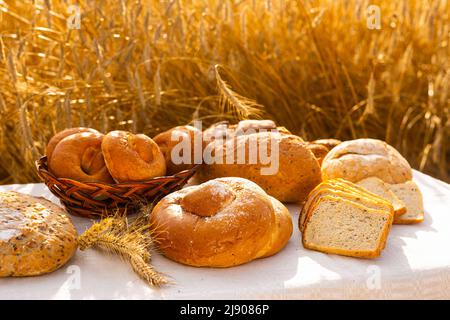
[[0, 191, 78, 277], [48, 131, 114, 183], [153, 125, 202, 175], [310, 139, 342, 151], [198, 132, 321, 203], [102, 130, 166, 182], [46, 127, 100, 160], [305, 143, 329, 165], [321, 138, 412, 184], [150, 177, 292, 267]]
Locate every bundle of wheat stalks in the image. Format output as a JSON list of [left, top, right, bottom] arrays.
[[0, 0, 448, 184]]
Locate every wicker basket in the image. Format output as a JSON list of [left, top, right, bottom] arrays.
[[35, 156, 200, 218]]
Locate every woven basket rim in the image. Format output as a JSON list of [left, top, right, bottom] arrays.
[[35, 155, 201, 187]]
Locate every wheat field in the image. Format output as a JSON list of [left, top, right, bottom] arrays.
[[0, 0, 448, 184]]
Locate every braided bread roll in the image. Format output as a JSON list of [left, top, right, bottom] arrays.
[[48, 131, 114, 183], [101, 130, 166, 182], [150, 177, 293, 267]]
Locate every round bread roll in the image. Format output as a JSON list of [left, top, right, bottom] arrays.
[[321, 138, 412, 184], [48, 132, 114, 183], [153, 125, 202, 175], [102, 130, 166, 182], [150, 177, 293, 267], [46, 127, 100, 160], [0, 191, 78, 277], [198, 132, 321, 202]]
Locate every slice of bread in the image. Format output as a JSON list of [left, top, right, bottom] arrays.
[[302, 195, 393, 258], [299, 186, 393, 232], [356, 177, 407, 217], [390, 181, 424, 224], [299, 179, 393, 232]]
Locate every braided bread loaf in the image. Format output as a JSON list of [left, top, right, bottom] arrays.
[[150, 177, 293, 267]]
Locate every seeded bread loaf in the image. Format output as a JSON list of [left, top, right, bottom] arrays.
[[302, 195, 393, 259], [356, 177, 407, 217], [390, 181, 425, 224], [0, 191, 78, 277]]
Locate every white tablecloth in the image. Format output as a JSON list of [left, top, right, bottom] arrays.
[[0, 170, 449, 300]]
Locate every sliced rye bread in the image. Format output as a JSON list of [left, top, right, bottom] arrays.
[[302, 195, 394, 258], [390, 181, 425, 224], [356, 177, 407, 217], [299, 179, 393, 232]]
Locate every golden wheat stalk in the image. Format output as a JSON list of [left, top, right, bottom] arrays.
[[77, 209, 170, 287], [0, 0, 448, 183], [215, 64, 263, 120]]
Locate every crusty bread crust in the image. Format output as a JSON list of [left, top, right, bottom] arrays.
[[46, 127, 100, 160], [150, 177, 293, 267], [48, 131, 114, 183], [0, 191, 78, 277], [321, 138, 412, 184], [198, 132, 322, 203], [305, 143, 329, 165], [302, 195, 393, 259], [153, 125, 202, 175], [310, 139, 342, 151]]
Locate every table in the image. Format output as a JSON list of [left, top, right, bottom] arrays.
[[1, 170, 449, 299]]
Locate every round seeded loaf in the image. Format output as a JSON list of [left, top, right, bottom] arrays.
[[0, 191, 78, 277], [321, 138, 412, 184]]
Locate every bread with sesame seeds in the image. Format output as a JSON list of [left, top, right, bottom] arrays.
[[0, 191, 78, 277]]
